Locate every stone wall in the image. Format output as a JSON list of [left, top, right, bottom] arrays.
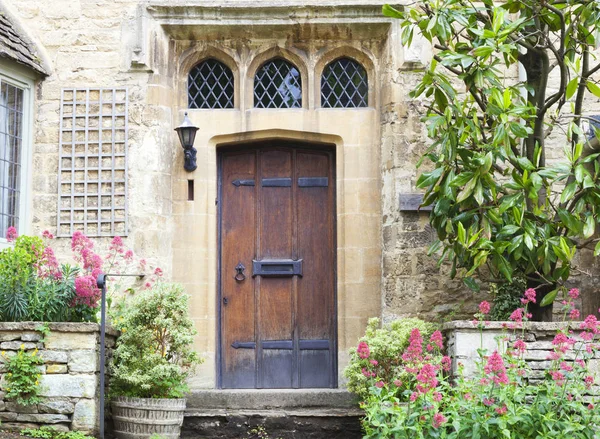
[[443, 321, 600, 387], [0, 322, 116, 434]]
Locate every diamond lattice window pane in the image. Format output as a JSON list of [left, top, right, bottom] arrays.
[[254, 59, 302, 108], [188, 59, 234, 109], [321, 58, 368, 108]]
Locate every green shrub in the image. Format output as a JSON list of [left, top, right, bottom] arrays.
[[0, 234, 86, 322], [490, 276, 526, 321], [21, 426, 95, 439], [343, 317, 437, 400], [110, 282, 202, 398], [3, 346, 44, 406]]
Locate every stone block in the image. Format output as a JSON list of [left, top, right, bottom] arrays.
[[45, 333, 96, 350], [21, 333, 42, 342], [0, 412, 17, 422], [69, 350, 97, 372], [72, 399, 97, 430], [17, 413, 69, 423], [454, 331, 502, 359], [0, 400, 4, 411], [0, 333, 24, 342], [5, 402, 38, 413], [39, 400, 75, 415], [0, 342, 37, 350], [39, 350, 68, 363], [47, 364, 68, 374], [1, 422, 38, 431], [39, 375, 96, 398]]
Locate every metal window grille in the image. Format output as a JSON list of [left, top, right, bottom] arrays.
[[58, 88, 128, 237], [188, 59, 234, 109], [321, 58, 368, 108], [254, 59, 302, 108], [0, 82, 23, 237]]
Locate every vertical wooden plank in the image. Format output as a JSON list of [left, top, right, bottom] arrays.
[[296, 150, 335, 388], [220, 150, 256, 388], [258, 148, 294, 388]]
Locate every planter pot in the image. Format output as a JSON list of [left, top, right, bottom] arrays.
[[111, 396, 186, 439]]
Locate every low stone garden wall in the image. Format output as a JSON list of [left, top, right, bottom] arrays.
[[443, 321, 600, 386], [0, 322, 117, 434]]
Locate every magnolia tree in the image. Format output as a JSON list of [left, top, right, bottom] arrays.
[[384, 0, 600, 319]]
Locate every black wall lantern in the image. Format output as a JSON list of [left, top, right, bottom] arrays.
[[175, 112, 199, 172]]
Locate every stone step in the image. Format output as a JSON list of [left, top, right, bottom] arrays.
[[182, 390, 363, 438], [186, 389, 358, 410]]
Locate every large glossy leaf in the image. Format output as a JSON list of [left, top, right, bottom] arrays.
[[539, 289, 559, 307]]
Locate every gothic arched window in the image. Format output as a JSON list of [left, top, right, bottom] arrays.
[[254, 58, 302, 108], [188, 59, 234, 109], [321, 57, 368, 108]]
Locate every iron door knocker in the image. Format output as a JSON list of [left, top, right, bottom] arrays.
[[234, 262, 246, 282]]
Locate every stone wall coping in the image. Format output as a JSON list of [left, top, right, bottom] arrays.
[[0, 322, 118, 336], [442, 320, 580, 333]]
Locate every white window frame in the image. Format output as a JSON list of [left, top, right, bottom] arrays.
[[0, 60, 35, 250]]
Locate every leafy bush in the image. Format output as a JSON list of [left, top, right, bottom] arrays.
[[490, 276, 526, 321], [360, 290, 600, 438], [3, 346, 44, 406], [344, 317, 437, 400], [110, 282, 202, 398], [21, 426, 95, 439], [0, 228, 162, 323]]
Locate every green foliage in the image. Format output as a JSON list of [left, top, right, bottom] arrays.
[[344, 317, 437, 400], [21, 426, 95, 439], [490, 276, 526, 320], [0, 234, 88, 322], [246, 426, 282, 439], [3, 346, 44, 406], [360, 308, 600, 438], [384, 0, 600, 302], [110, 282, 202, 399]]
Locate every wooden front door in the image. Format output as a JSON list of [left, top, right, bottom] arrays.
[[218, 143, 336, 389]]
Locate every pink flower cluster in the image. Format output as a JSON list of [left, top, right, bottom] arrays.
[[484, 351, 509, 385]]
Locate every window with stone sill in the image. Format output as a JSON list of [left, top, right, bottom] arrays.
[[0, 74, 30, 243], [254, 58, 302, 109], [321, 57, 368, 108], [188, 59, 234, 109]]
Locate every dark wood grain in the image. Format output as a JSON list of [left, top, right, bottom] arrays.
[[219, 143, 336, 389]]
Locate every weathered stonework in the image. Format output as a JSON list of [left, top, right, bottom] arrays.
[[4, 0, 600, 392], [0, 323, 116, 434], [444, 321, 600, 393]]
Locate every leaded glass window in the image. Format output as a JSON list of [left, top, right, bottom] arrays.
[[188, 59, 234, 109], [0, 82, 24, 238], [254, 59, 302, 108], [321, 58, 368, 108]]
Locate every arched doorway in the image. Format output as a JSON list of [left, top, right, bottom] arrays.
[[218, 141, 337, 388]]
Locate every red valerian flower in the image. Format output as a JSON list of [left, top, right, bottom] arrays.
[[479, 301, 491, 315], [430, 330, 443, 349], [568, 288, 580, 299], [402, 328, 423, 362], [432, 412, 447, 428], [5, 226, 17, 242], [357, 341, 370, 359], [484, 351, 509, 385], [521, 288, 536, 305]]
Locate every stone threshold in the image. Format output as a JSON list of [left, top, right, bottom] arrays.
[[186, 389, 358, 410], [186, 408, 364, 417]]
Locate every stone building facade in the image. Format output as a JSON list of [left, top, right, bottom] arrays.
[[1, 0, 598, 393]]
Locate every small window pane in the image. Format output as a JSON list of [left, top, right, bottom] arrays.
[[0, 82, 23, 238], [254, 59, 302, 108], [321, 58, 368, 108], [188, 59, 234, 109]]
